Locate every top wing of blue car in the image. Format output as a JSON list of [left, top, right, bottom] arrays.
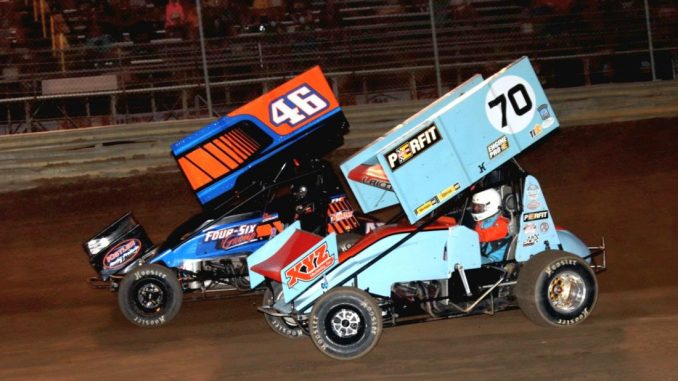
[[341, 57, 560, 223]]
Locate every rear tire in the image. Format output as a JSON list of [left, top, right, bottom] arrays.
[[263, 282, 304, 339], [118, 264, 183, 327], [516, 251, 597, 327], [309, 287, 382, 360]]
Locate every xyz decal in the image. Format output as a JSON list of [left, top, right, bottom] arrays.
[[285, 242, 335, 288]]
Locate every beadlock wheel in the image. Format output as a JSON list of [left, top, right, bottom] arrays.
[[516, 250, 598, 327], [136, 281, 165, 311], [309, 287, 383, 360], [547, 270, 587, 314], [118, 264, 183, 328], [330, 308, 362, 338]]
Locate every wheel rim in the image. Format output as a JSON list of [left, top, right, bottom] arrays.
[[547, 270, 587, 314], [273, 287, 298, 327], [330, 308, 362, 338], [135, 280, 166, 313]]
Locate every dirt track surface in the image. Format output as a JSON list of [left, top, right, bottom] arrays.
[[1, 119, 677, 380]]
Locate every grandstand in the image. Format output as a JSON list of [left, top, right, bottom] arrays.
[[0, 0, 676, 133]]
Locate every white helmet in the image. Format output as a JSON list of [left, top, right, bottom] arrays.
[[471, 188, 502, 222]]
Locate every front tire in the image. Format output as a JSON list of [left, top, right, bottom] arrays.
[[263, 282, 304, 339], [516, 251, 598, 327], [118, 264, 183, 327], [309, 287, 383, 360]]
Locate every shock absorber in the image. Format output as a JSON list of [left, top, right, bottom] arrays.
[[455, 263, 473, 297]]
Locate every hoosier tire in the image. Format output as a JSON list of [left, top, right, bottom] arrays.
[[118, 264, 183, 327], [309, 287, 383, 360], [263, 282, 304, 339], [516, 251, 598, 327]]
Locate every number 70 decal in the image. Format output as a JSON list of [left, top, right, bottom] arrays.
[[485, 75, 537, 134], [270, 84, 329, 127]]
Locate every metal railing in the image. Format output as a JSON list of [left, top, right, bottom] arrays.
[[0, 0, 676, 134]]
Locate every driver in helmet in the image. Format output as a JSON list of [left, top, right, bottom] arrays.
[[471, 188, 510, 263]]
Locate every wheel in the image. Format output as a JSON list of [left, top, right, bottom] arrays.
[[118, 264, 183, 327], [309, 287, 383, 360], [516, 250, 598, 327], [263, 282, 304, 339]]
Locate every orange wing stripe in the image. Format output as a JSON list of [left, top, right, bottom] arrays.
[[219, 136, 247, 161], [225, 132, 253, 158], [186, 148, 229, 179], [204, 143, 237, 170], [229, 132, 255, 156], [177, 157, 212, 190], [214, 139, 244, 164], [232, 129, 259, 152]]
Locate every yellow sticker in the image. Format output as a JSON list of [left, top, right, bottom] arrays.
[[415, 199, 436, 216], [437, 183, 461, 201]]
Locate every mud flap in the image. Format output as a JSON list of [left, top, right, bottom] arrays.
[[247, 221, 305, 289]]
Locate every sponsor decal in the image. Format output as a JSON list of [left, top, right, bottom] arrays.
[[415, 197, 439, 216], [361, 176, 393, 191], [523, 210, 549, 222], [415, 183, 461, 216], [220, 232, 258, 250], [385, 124, 441, 170], [103, 239, 142, 270], [478, 162, 486, 173], [364, 221, 385, 234], [538, 104, 555, 128], [527, 183, 540, 200], [487, 135, 510, 159], [285, 242, 335, 288], [529, 123, 543, 138], [523, 222, 537, 235], [527, 200, 541, 210], [205, 224, 256, 242], [330, 210, 354, 224], [523, 234, 539, 247], [540, 222, 550, 233], [438, 183, 461, 202]]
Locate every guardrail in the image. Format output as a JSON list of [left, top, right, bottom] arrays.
[[1, 80, 676, 192]]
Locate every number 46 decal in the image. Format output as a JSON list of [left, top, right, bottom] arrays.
[[270, 85, 329, 127], [485, 75, 536, 134]]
